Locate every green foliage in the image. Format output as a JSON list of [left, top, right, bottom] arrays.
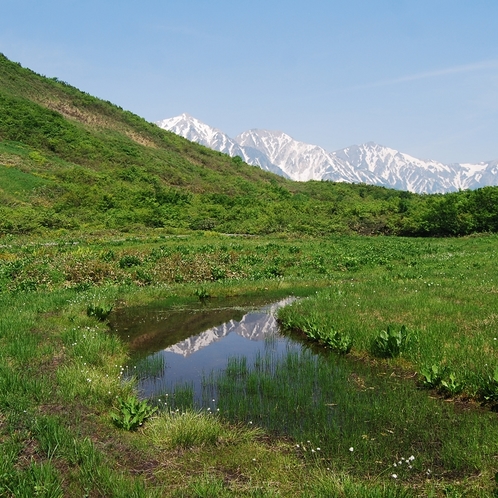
[[86, 303, 113, 321], [278, 309, 352, 354], [419, 363, 447, 389], [440, 372, 463, 397], [118, 254, 142, 268], [371, 325, 411, 358], [111, 395, 157, 431], [194, 287, 211, 301], [0, 54, 498, 238], [478, 366, 498, 407], [322, 330, 353, 354]]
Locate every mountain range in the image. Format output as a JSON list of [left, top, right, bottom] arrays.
[[157, 114, 498, 194]]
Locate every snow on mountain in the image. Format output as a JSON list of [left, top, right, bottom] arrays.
[[156, 114, 498, 194], [331, 142, 459, 193], [236, 129, 351, 182], [156, 114, 289, 178]]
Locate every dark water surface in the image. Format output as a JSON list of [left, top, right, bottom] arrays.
[[110, 295, 301, 401]]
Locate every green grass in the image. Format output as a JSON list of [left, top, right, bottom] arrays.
[[0, 232, 498, 496], [277, 234, 498, 401]]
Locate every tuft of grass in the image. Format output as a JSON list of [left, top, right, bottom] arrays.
[[149, 409, 263, 450]]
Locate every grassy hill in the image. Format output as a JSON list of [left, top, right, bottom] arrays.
[[0, 53, 497, 237]]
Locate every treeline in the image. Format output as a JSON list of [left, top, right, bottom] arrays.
[[395, 188, 498, 236]]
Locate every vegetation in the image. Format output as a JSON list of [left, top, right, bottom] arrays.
[[1, 53, 498, 239], [0, 232, 496, 496], [1, 53, 498, 496], [111, 395, 157, 431]]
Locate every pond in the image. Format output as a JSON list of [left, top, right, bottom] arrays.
[[110, 294, 498, 479], [110, 295, 300, 403]]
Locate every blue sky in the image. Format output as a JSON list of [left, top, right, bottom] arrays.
[[1, 0, 498, 163]]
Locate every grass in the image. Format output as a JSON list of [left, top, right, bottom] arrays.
[[0, 231, 497, 496], [277, 234, 498, 400]]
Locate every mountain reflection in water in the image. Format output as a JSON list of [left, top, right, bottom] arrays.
[[111, 297, 299, 400]]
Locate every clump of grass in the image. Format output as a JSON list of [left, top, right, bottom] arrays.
[[149, 409, 262, 449], [478, 366, 498, 409]]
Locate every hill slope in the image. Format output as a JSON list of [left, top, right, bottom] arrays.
[[0, 53, 497, 237]]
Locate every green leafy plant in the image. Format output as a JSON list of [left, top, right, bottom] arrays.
[[420, 363, 447, 389], [302, 316, 321, 341], [111, 395, 157, 431], [323, 330, 353, 355], [440, 372, 463, 397], [371, 325, 410, 358], [86, 303, 113, 321], [194, 287, 210, 301], [210, 265, 226, 281]]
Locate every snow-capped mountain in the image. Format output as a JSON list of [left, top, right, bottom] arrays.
[[156, 114, 498, 194], [156, 114, 289, 178]]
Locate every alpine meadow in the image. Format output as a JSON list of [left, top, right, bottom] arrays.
[[1, 53, 498, 497]]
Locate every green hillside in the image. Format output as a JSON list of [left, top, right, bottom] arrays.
[[0, 53, 497, 237]]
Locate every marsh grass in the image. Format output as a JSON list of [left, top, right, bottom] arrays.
[[277, 234, 498, 401], [127, 353, 166, 380], [206, 346, 498, 484], [1, 232, 498, 495]]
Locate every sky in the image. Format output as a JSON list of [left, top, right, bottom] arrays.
[[1, 0, 498, 164]]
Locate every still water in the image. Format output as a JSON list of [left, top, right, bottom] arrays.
[[109, 294, 498, 479], [110, 296, 301, 402]]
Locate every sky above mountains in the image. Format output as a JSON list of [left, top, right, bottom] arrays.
[[1, 0, 497, 164]]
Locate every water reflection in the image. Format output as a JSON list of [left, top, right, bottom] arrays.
[[111, 297, 299, 400]]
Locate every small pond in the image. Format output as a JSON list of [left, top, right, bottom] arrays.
[[109, 294, 498, 479], [110, 295, 301, 402]]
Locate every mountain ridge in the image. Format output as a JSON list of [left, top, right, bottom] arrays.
[[157, 113, 498, 194]]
